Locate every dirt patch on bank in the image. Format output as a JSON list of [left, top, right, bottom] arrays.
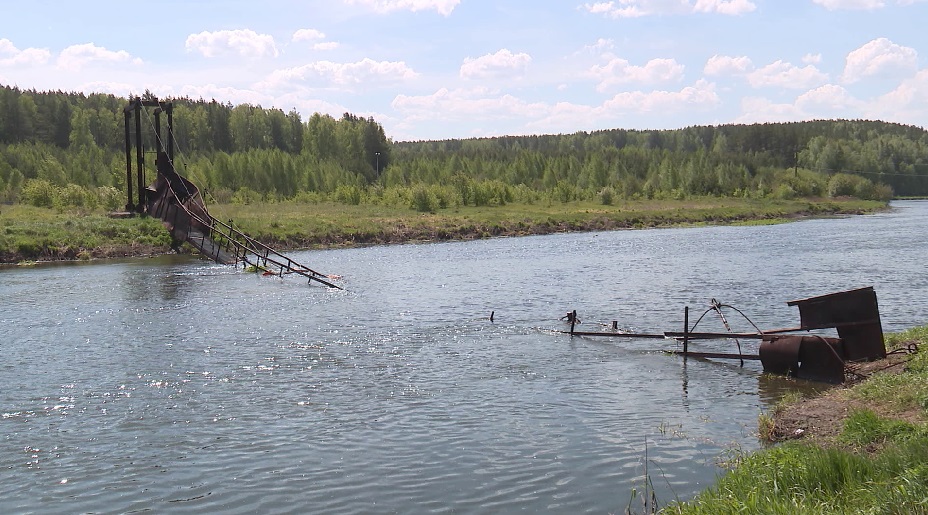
[[770, 347, 923, 446]]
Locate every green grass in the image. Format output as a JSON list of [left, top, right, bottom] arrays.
[[209, 196, 882, 247], [839, 409, 921, 447], [667, 438, 928, 514], [0, 196, 886, 262], [666, 326, 928, 514], [851, 327, 928, 414], [0, 204, 171, 262]]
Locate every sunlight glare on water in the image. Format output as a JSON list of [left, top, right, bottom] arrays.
[[1, 201, 926, 513]]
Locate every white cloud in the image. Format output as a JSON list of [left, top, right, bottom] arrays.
[[813, 0, 928, 8], [735, 85, 866, 126], [392, 81, 721, 136], [867, 69, 928, 123], [812, 0, 886, 9], [583, 38, 616, 54], [179, 84, 274, 107], [704, 54, 753, 76], [582, 0, 755, 18], [582, 1, 649, 18], [693, 0, 757, 14], [292, 29, 326, 42], [592, 57, 685, 91], [841, 37, 918, 83], [57, 43, 142, 71], [802, 53, 822, 64], [601, 79, 721, 112], [460, 49, 532, 79], [79, 80, 136, 96], [185, 29, 279, 58], [292, 29, 339, 51], [392, 87, 548, 122], [734, 96, 806, 124], [747, 60, 828, 89], [0, 38, 51, 67], [343, 0, 461, 16], [262, 58, 419, 88], [795, 84, 863, 113]]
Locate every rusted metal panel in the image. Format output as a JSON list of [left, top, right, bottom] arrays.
[[760, 335, 846, 383], [759, 335, 803, 376], [564, 286, 886, 384], [797, 336, 845, 384], [787, 286, 885, 361]]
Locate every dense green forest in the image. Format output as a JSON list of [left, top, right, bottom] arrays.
[[1, 84, 926, 212]]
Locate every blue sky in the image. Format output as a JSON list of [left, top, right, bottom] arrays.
[[1, 0, 927, 141]]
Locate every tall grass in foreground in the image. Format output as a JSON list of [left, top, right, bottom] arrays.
[[666, 438, 928, 514], [665, 325, 928, 514]]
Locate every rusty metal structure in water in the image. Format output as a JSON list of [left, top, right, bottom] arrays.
[[119, 97, 341, 288], [563, 286, 888, 383]]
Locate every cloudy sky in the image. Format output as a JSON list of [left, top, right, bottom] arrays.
[[1, 0, 926, 141]]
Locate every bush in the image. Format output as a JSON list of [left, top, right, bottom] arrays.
[[827, 173, 863, 197], [292, 191, 325, 204], [334, 184, 362, 205], [210, 187, 234, 204], [231, 187, 260, 205], [380, 186, 412, 208], [854, 181, 893, 202], [411, 185, 438, 212], [21, 179, 58, 208], [57, 183, 90, 208], [553, 181, 576, 203], [773, 183, 797, 200], [97, 186, 124, 211], [599, 186, 615, 205]]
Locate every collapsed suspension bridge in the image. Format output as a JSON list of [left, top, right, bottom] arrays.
[[122, 96, 341, 289]]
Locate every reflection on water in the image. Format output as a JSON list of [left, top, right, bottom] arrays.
[[1, 201, 927, 513]]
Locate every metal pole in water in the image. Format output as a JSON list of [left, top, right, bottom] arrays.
[[683, 306, 689, 357]]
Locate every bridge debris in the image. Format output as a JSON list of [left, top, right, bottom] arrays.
[[563, 286, 886, 383], [121, 96, 341, 288]]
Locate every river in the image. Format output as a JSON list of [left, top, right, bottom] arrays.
[[1, 200, 925, 513]]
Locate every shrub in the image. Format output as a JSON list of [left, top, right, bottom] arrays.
[[21, 179, 58, 208], [854, 181, 893, 202], [57, 183, 89, 208], [210, 187, 234, 204], [380, 186, 412, 208], [599, 186, 615, 205], [231, 187, 260, 205], [411, 185, 438, 212], [334, 184, 362, 205], [97, 186, 124, 211], [827, 173, 863, 198], [553, 181, 576, 203]]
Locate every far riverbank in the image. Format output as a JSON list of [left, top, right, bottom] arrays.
[[0, 197, 887, 264]]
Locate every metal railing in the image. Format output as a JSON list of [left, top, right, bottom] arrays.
[[150, 183, 341, 289]]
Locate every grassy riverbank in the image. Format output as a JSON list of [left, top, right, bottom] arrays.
[[666, 326, 928, 514], [0, 197, 885, 264]]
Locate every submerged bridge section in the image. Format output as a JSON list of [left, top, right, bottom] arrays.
[[124, 97, 341, 289]]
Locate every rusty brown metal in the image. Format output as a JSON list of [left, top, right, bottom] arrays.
[[760, 335, 846, 383], [563, 286, 887, 384], [759, 335, 803, 376], [797, 336, 846, 384], [786, 286, 885, 362]]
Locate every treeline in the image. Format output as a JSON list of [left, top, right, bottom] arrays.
[[1, 84, 926, 212]]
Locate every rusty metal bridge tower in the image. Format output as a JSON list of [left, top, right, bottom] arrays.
[[122, 96, 341, 288]]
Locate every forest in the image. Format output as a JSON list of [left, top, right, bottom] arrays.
[[1, 84, 926, 213]]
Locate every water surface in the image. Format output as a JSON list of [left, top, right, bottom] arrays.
[[2, 201, 926, 513]]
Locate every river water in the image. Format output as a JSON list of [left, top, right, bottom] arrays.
[[2, 201, 926, 514]]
